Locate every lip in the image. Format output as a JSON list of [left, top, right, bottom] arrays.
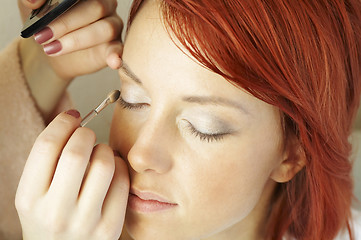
[[128, 188, 178, 213]]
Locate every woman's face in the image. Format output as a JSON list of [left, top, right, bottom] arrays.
[[110, 1, 287, 239]]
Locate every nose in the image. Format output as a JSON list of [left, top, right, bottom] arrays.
[[127, 114, 173, 174]]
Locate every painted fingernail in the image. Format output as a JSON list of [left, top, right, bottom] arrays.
[[65, 109, 80, 118], [34, 27, 54, 44], [43, 40, 62, 55]]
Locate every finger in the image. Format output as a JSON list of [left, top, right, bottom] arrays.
[[106, 41, 123, 70], [43, 15, 122, 56], [16, 110, 81, 202], [20, 0, 47, 10], [77, 144, 115, 225], [47, 41, 121, 80], [34, 0, 119, 45], [47, 127, 96, 208], [96, 153, 129, 239]]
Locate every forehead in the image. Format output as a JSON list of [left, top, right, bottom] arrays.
[[123, 1, 215, 88]]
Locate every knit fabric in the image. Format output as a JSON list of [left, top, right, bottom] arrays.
[[0, 38, 71, 239]]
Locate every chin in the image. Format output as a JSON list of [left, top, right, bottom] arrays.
[[124, 221, 191, 240]]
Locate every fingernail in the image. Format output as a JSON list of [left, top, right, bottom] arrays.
[[113, 150, 121, 157], [34, 27, 54, 44], [43, 40, 62, 55], [65, 109, 80, 118]]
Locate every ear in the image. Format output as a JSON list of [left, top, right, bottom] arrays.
[[270, 138, 306, 183]]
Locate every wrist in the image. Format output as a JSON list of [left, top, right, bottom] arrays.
[[19, 37, 71, 121]]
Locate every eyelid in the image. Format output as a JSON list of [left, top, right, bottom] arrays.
[[186, 123, 226, 142], [183, 113, 234, 134], [180, 119, 229, 143], [118, 96, 148, 110], [119, 80, 151, 102]]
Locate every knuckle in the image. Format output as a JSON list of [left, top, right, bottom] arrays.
[[52, 112, 78, 129], [56, 16, 71, 34], [93, 0, 108, 18], [33, 113, 78, 153], [92, 144, 115, 175], [61, 129, 95, 162], [76, 127, 96, 142], [63, 148, 87, 163], [34, 133, 59, 154], [96, 158, 115, 175], [114, 15, 124, 33], [102, 18, 119, 40], [67, 34, 82, 51], [15, 194, 33, 214], [96, 143, 112, 152]]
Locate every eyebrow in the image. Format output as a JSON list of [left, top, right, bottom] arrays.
[[119, 63, 142, 84], [182, 96, 249, 115], [120, 62, 249, 115]]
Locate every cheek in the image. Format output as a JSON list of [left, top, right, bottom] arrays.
[[185, 153, 270, 212], [176, 132, 282, 232], [109, 105, 140, 154]]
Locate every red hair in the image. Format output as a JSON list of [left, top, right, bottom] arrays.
[[128, 0, 361, 239]]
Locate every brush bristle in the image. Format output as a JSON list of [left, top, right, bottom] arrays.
[[108, 90, 120, 103]]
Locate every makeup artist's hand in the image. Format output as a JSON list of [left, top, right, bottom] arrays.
[[18, 0, 123, 77], [15, 110, 129, 240], [17, 0, 123, 121]]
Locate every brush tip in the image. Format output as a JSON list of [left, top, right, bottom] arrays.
[[108, 90, 120, 103]]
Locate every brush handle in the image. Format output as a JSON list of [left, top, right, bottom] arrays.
[[80, 110, 98, 127]]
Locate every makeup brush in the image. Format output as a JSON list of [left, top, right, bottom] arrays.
[[80, 90, 120, 127]]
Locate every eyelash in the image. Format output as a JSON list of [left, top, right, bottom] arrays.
[[186, 124, 225, 143], [118, 96, 148, 110], [119, 97, 226, 143]]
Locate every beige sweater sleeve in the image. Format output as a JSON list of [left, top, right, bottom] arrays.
[[0, 39, 71, 239]]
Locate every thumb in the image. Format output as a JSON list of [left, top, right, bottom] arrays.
[[18, 0, 47, 22], [20, 0, 47, 10]]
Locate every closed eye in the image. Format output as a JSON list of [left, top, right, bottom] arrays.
[[118, 96, 148, 110], [185, 121, 227, 143]]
